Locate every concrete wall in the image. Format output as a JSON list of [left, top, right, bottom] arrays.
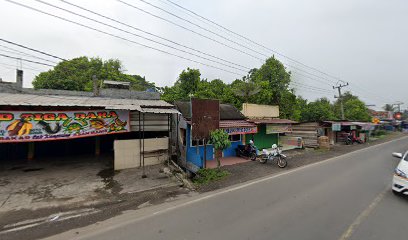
[[242, 103, 279, 118], [114, 137, 169, 170]]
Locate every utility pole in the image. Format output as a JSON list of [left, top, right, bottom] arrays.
[[333, 82, 349, 120], [392, 101, 404, 113]]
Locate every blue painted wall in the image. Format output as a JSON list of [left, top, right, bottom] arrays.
[[185, 125, 214, 168], [223, 140, 241, 157], [184, 124, 245, 168]]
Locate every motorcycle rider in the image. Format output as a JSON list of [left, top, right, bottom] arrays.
[[248, 140, 259, 155], [270, 144, 279, 156]]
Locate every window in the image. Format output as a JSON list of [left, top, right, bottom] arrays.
[[191, 139, 206, 146], [228, 134, 241, 142]]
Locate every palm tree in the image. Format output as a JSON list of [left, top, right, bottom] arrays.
[[383, 104, 394, 112], [233, 75, 260, 103]]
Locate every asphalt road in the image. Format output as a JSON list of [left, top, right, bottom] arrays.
[[48, 137, 408, 240]]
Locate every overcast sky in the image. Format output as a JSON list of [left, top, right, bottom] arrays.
[[0, 0, 407, 110]]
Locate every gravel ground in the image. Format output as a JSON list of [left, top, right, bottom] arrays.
[[196, 132, 407, 193]]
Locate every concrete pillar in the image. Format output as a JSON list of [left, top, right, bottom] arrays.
[[27, 142, 34, 160], [16, 69, 23, 89]]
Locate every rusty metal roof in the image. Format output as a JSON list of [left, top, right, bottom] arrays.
[[248, 118, 297, 124], [141, 108, 180, 114], [0, 92, 172, 111], [174, 101, 245, 120], [219, 120, 256, 128]]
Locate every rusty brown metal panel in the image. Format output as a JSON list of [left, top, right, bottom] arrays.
[[191, 98, 220, 140]]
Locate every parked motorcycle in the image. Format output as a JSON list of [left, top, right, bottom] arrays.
[[259, 144, 287, 168], [345, 135, 363, 145], [236, 143, 257, 161]]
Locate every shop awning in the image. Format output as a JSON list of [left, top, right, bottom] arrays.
[[248, 119, 297, 124]]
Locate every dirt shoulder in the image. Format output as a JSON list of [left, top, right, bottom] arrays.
[[196, 132, 407, 193]]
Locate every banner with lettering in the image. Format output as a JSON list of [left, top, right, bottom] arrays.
[[0, 110, 129, 142]]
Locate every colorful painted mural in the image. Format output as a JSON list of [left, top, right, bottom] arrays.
[[0, 110, 129, 142]]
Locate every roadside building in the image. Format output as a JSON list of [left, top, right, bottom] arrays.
[[0, 71, 178, 172], [174, 101, 257, 171], [241, 103, 298, 150]]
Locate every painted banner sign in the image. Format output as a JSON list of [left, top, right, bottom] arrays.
[[224, 126, 257, 135], [0, 110, 129, 142], [266, 124, 292, 134]]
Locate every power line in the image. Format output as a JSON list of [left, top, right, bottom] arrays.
[[159, 0, 392, 103], [0, 38, 66, 61], [34, 0, 247, 73], [135, 0, 270, 58], [161, 0, 345, 82], [59, 0, 250, 71], [291, 81, 333, 93], [117, 0, 344, 87], [291, 82, 333, 94], [4, 0, 243, 77], [116, 0, 265, 61], [0, 54, 54, 67], [0, 46, 58, 64]]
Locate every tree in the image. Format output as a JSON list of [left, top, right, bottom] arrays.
[[383, 104, 394, 112], [32, 56, 154, 91], [302, 98, 336, 122], [232, 70, 261, 103], [209, 129, 231, 168], [343, 99, 371, 121], [333, 92, 370, 121], [161, 68, 201, 102], [251, 57, 295, 119]]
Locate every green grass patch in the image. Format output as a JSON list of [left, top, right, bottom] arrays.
[[193, 168, 230, 185]]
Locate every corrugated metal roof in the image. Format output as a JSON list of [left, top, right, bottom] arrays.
[[104, 80, 130, 86], [174, 101, 245, 120], [0, 92, 172, 110], [141, 108, 180, 114], [220, 120, 256, 128], [249, 119, 297, 124]]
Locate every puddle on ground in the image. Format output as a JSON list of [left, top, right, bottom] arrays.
[[97, 168, 123, 195]]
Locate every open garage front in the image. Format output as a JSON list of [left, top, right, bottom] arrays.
[[0, 92, 177, 169]]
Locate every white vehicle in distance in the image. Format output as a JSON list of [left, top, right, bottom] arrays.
[[392, 151, 408, 195]]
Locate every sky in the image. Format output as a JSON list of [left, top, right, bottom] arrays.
[[0, 0, 407, 111]]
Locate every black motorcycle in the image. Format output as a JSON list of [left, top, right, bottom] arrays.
[[236, 144, 257, 161]]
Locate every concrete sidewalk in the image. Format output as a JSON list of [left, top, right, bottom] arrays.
[[0, 155, 181, 215]]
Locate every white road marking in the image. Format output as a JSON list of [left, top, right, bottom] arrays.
[[338, 187, 388, 240], [1, 208, 99, 234]]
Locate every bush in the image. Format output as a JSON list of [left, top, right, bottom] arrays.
[[372, 130, 386, 137], [193, 168, 230, 185]]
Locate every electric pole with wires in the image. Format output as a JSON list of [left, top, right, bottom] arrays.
[[333, 82, 349, 120]]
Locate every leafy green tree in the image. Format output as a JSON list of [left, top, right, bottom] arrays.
[[251, 57, 295, 119], [32, 56, 154, 91], [161, 68, 200, 102], [303, 98, 336, 122], [343, 99, 371, 121], [209, 129, 231, 168], [291, 96, 308, 122]]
